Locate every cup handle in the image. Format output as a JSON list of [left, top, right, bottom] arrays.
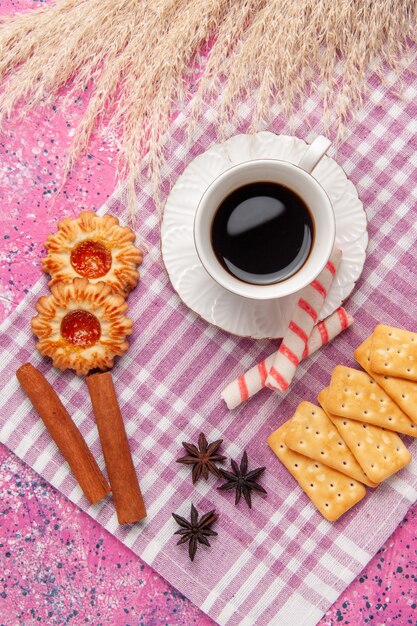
[[297, 135, 332, 173]]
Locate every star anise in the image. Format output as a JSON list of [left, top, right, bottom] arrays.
[[172, 504, 218, 561], [176, 432, 227, 483], [217, 450, 267, 508]]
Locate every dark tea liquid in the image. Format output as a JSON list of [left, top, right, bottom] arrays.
[[211, 182, 314, 285]]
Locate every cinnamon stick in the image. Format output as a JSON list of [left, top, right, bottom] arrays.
[[86, 371, 147, 524], [16, 363, 110, 505]]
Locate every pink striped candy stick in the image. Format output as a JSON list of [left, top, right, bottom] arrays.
[[221, 307, 352, 409], [265, 247, 342, 391]]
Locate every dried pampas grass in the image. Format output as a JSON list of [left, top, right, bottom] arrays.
[[0, 0, 416, 216]]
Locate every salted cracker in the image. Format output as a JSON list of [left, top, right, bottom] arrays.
[[318, 388, 412, 483], [370, 324, 417, 381], [285, 401, 377, 488], [267, 422, 366, 522], [326, 365, 417, 437], [355, 336, 417, 424]]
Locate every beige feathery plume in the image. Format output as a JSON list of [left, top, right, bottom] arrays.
[[0, 0, 416, 218]]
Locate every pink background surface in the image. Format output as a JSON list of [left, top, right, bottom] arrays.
[[1, 1, 417, 624]]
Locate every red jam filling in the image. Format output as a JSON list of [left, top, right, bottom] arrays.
[[60, 310, 101, 347], [70, 239, 112, 278]]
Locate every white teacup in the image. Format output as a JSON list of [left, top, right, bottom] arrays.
[[193, 135, 335, 300]]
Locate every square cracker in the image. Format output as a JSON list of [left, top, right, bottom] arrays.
[[355, 336, 417, 424], [284, 401, 377, 488], [326, 365, 417, 437], [370, 324, 417, 381], [318, 388, 412, 483], [268, 422, 366, 522]]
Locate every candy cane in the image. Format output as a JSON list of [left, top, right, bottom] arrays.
[[221, 306, 352, 410], [265, 247, 342, 391]]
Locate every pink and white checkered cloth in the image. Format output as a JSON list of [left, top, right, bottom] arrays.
[[2, 65, 417, 626]]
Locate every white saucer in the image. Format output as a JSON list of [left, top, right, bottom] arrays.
[[161, 132, 367, 339]]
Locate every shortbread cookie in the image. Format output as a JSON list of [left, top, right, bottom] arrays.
[[326, 366, 417, 437], [355, 336, 417, 424], [42, 211, 142, 296], [370, 324, 417, 381], [31, 277, 132, 376], [319, 388, 411, 483], [268, 422, 366, 522], [285, 401, 377, 487]]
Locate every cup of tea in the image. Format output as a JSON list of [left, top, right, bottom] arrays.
[[193, 135, 335, 300]]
